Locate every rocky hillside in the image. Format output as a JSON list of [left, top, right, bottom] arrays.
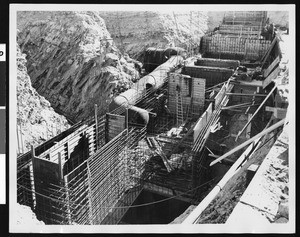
[[17, 44, 70, 154], [17, 11, 141, 122], [98, 11, 209, 60]]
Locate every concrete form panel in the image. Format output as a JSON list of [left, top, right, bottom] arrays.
[[263, 66, 280, 89], [107, 113, 125, 141], [183, 66, 233, 88], [194, 58, 240, 69], [32, 156, 65, 223], [193, 103, 213, 142], [201, 35, 271, 61], [168, 73, 205, 118]]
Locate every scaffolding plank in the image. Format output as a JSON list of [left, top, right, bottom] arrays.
[[262, 66, 280, 89], [263, 56, 280, 78]]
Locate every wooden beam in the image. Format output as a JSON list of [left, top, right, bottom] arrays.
[[94, 104, 98, 151], [231, 80, 263, 87], [58, 152, 63, 181], [226, 92, 267, 97], [263, 56, 280, 78], [222, 103, 260, 110], [265, 106, 287, 119], [261, 37, 278, 67], [245, 92, 257, 115], [262, 66, 280, 89], [210, 118, 285, 166], [235, 85, 277, 141], [226, 108, 243, 112]]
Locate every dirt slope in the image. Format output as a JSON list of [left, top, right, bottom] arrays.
[[17, 44, 70, 154], [99, 11, 209, 60], [17, 11, 141, 122]]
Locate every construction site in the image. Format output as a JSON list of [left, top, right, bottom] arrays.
[[15, 10, 290, 226]]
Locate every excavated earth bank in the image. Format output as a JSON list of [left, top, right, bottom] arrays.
[[17, 44, 70, 153], [17, 11, 141, 122]]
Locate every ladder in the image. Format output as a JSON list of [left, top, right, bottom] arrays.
[[176, 89, 184, 126]]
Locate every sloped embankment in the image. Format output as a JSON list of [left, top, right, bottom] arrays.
[[17, 44, 70, 154], [99, 11, 209, 60], [17, 11, 141, 122]]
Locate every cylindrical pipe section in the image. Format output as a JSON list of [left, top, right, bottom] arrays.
[[109, 54, 184, 123], [128, 105, 150, 125]]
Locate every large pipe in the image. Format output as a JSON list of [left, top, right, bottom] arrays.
[[109, 55, 184, 124], [144, 47, 186, 73]]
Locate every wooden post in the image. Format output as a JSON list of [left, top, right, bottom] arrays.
[[46, 122, 48, 140], [31, 145, 35, 157], [261, 37, 278, 68], [58, 152, 63, 182], [20, 122, 24, 154], [16, 125, 20, 155], [225, 92, 267, 97], [94, 104, 98, 151], [63, 175, 72, 224], [125, 108, 129, 131], [86, 161, 93, 225], [30, 145, 36, 209], [105, 113, 109, 143], [245, 91, 257, 115], [246, 113, 252, 139], [59, 151, 71, 224]]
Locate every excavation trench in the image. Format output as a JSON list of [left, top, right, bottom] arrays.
[[17, 28, 283, 224], [97, 56, 275, 224], [17, 55, 277, 225]]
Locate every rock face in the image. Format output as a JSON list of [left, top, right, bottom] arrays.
[[17, 11, 141, 122], [99, 11, 209, 60], [17, 44, 70, 154]]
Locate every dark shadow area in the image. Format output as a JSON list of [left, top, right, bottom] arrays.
[[120, 190, 190, 224], [63, 134, 89, 175]]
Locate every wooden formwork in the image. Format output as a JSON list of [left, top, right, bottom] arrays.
[[193, 103, 213, 142], [201, 35, 271, 61], [223, 11, 267, 26], [106, 113, 126, 142], [16, 120, 93, 213], [194, 58, 240, 69], [87, 126, 147, 224], [17, 165, 34, 209], [219, 24, 262, 32], [64, 161, 90, 224], [26, 123, 147, 225], [183, 65, 234, 87], [35, 115, 105, 174], [168, 73, 205, 118], [32, 155, 69, 224]]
